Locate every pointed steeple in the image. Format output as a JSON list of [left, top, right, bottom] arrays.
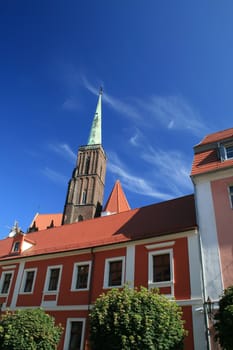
[[88, 87, 102, 145], [62, 89, 106, 224], [103, 180, 131, 215]]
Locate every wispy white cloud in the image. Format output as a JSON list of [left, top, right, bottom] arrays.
[[107, 139, 193, 201], [82, 75, 142, 121], [107, 152, 172, 201], [62, 96, 79, 111], [82, 75, 209, 137], [129, 129, 142, 147], [140, 95, 210, 137], [48, 143, 76, 163], [41, 167, 67, 185], [141, 146, 193, 194], [82, 75, 99, 95]]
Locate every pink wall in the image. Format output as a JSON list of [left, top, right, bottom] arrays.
[[211, 175, 233, 289]]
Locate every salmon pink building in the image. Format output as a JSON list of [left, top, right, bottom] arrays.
[[0, 90, 232, 350], [191, 128, 233, 349]]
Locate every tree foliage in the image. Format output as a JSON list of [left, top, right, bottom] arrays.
[[89, 285, 186, 350], [0, 308, 63, 350], [214, 286, 233, 350]]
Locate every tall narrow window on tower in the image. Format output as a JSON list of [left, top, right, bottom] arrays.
[[84, 156, 90, 174], [81, 190, 87, 204]]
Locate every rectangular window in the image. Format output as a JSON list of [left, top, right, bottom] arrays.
[[13, 241, 20, 252], [71, 262, 91, 291], [44, 266, 62, 293], [64, 318, 85, 350], [0, 272, 13, 295], [20, 269, 36, 293], [153, 254, 170, 282], [81, 190, 87, 204], [229, 186, 233, 208], [148, 249, 173, 291], [104, 257, 125, 288], [48, 268, 60, 291], [226, 145, 233, 159]]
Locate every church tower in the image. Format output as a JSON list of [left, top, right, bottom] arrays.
[[62, 89, 107, 224]]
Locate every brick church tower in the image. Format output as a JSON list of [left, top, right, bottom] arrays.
[[62, 89, 106, 224]]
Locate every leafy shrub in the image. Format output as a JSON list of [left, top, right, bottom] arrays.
[[89, 285, 186, 350], [0, 308, 63, 350], [214, 286, 233, 350]]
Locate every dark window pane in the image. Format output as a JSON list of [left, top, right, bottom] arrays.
[[109, 260, 122, 286], [68, 321, 83, 350], [230, 186, 233, 207], [81, 190, 87, 204], [153, 254, 170, 282], [48, 268, 60, 291], [76, 265, 89, 289], [226, 146, 233, 159], [13, 241, 20, 252], [24, 271, 35, 292], [1, 273, 12, 294]]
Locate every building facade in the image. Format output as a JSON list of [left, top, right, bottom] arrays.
[[0, 194, 205, 350], [0, 91, 233, 349], [191, 128, 233, 349]]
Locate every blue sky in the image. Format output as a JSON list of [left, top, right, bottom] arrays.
[[1, 1, 233, 237]]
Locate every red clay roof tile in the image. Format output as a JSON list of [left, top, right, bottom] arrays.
[[29, 213, 62, 231], [196, 127, 233, 146], [0, 195, 196, 260], [103, 180, 131, 214], [191, 127, 233, 176]]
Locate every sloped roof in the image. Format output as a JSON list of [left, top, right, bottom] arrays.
[[29, 213, 62, 231], [196, 127, 233, 146], [191, 127, 233, 176], [0, 195, 196, 261], [103, 180, 131, 214]]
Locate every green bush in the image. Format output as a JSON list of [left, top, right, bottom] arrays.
[[214, 286, 233, 350], [0, 308, 63, 350], [89, 285, 186, 350]]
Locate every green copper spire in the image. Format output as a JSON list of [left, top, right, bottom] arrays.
[[87, 87, 102, 145]]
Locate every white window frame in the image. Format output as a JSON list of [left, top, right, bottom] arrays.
[[71, 261, 92, 291], [0, 271, 14, 295], [20, 268, 37, 294], [225, 144, 233, 160], [148, 249, 174, 295], [228, 185, 233, 208], [63, 318, 86, 350], [103, 256, 125, 289], [44, 265, 62, 294], [220, 143, 233, 161], [12, 241, 20, 253]]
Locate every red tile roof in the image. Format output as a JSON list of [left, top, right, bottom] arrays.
[[196, 127, 233, 146], [103, 180, 131, 214], [0, 195, 196, 260], [191, 128, 233, 176], [29, 213, 62, 231]]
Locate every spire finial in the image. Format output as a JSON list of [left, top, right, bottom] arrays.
[[99, 86, 103, 95]]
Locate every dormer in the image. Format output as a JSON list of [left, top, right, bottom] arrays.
[[191, 127, 233, 177], [10, 234, 35, 255], [9, 224, 35, 255]]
